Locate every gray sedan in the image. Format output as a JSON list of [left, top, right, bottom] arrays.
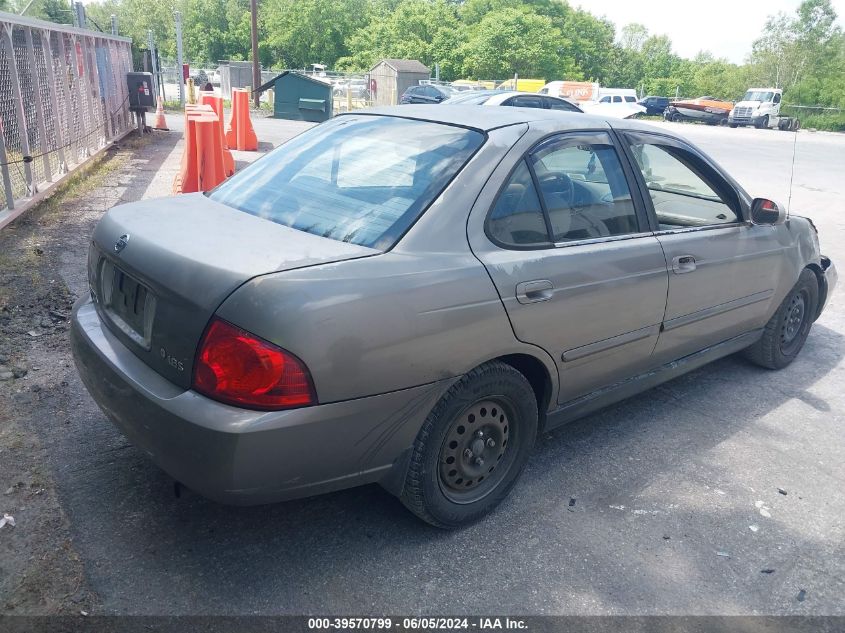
[[71, 106, 837, 528]]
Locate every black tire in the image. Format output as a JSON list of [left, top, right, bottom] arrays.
[[729, 123, 738, 128], [756, 115, 769, 129], [400, 361, 538, 528], [744, 269, 819, 369]]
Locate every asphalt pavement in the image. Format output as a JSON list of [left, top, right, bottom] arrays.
[[12, 115, 845, 615]]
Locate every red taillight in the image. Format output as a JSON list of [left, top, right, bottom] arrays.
[[192, 317, 316, 410]]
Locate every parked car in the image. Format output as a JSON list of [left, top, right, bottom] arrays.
[[639, 95, 670, 116], [333, 78, 370, 100], [72, 106, 837, 528], [443, 90, 583, 112], [580, 95, 646, 119], [399, 84, 457, 104]]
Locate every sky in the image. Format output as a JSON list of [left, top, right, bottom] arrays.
[[577, 0, 845, 63]]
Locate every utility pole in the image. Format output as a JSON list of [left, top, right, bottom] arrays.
[[174, 11, 185, 108], [148, 30, 161, 105], [111, 15, 118, 36], [250, 0, 260, 108], [73, 1, 86, 29]]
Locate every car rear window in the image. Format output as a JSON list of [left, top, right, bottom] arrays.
[[209, 116, 484, 249]]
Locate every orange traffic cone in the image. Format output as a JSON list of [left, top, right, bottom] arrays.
[[225, 89, 258, 151], [152, 99, 168, 131]]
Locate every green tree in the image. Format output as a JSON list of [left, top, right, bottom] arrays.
[[558, 8, 615, 81], [338, 0, 464, 77], [262, 0, 370, 69], [460, 7, 578, 80]]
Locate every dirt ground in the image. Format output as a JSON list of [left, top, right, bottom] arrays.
[[0, 140, 145, 614]]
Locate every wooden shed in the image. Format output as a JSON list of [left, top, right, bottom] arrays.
[[369, 59, 431, 106], [256, 71, 333, 122]]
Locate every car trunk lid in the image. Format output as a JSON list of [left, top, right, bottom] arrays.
[[89, 193, 376, 389]]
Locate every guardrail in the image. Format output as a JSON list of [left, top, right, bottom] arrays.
[[0, 12, 133, 229]]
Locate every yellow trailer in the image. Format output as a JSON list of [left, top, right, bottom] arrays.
[[495, 78, 546, 92]]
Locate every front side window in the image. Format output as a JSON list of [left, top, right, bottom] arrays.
[[628, 140, 739, 228], [210, 116, 484, 249], [530, 134, 639, 241], [624, 96, 636, 103]]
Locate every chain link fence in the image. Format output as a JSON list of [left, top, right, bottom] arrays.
[[0, 11, 134, 227]]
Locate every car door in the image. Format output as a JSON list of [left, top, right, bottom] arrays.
[[468, 130, 669, 403], [620, 130, 787, 362]]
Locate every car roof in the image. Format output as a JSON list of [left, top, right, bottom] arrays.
[[357, 104, 654, 133]]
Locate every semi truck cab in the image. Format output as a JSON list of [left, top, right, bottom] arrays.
[[729, 88, 799, 130]]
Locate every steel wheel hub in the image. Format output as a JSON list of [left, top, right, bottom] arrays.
[[781, 294, 806, 345], [439, 400, 510, 494]]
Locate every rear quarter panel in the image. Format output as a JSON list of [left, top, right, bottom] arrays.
[[215, 252, 557, 404]]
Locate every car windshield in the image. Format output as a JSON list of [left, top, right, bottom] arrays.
[[209, 116, 484, 249], [743, 90, 774, 102]]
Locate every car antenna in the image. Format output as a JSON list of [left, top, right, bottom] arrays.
[[786, 123, 799, 219]]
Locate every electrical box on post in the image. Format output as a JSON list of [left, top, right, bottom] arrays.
[[127, 72, 155, 111]]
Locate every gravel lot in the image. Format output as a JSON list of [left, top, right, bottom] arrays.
[[0, 115, 842, 616]]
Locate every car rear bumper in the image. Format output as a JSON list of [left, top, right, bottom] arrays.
[[817, 255, 837, 319], [71, 296, 453, 505]]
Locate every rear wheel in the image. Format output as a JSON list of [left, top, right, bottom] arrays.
[[400, 361, 538, 528], [743, 269, 818, 369]]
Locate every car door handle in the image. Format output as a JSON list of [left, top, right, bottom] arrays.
[[516, 280, 554, 304], [672, 255, 697, 274]]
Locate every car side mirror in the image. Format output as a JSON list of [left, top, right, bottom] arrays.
[[434, 94, 444, 102], [751, 198, 786, 225]]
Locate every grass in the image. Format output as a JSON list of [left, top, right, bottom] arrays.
[[798, 112, 845, 132]]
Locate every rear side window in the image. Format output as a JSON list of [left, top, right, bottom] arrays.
[[531, 134, 639, 241], [507, 95, 543, 108], [210, 116, 484, 249], [546, 98, 580, 112], [488, 161, 549, 247], [487, 133, 640, 247]]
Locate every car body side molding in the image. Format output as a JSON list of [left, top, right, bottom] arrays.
[[545, 328, 763, 431], [562, 324, 661, 362], [661, 290, 774, 332]]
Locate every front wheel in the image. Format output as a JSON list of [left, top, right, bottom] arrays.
[[400, 361, 538, 528], [743, 269, 819, 369]]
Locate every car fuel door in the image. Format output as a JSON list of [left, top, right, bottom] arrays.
[[468, 129, 668, 403]]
